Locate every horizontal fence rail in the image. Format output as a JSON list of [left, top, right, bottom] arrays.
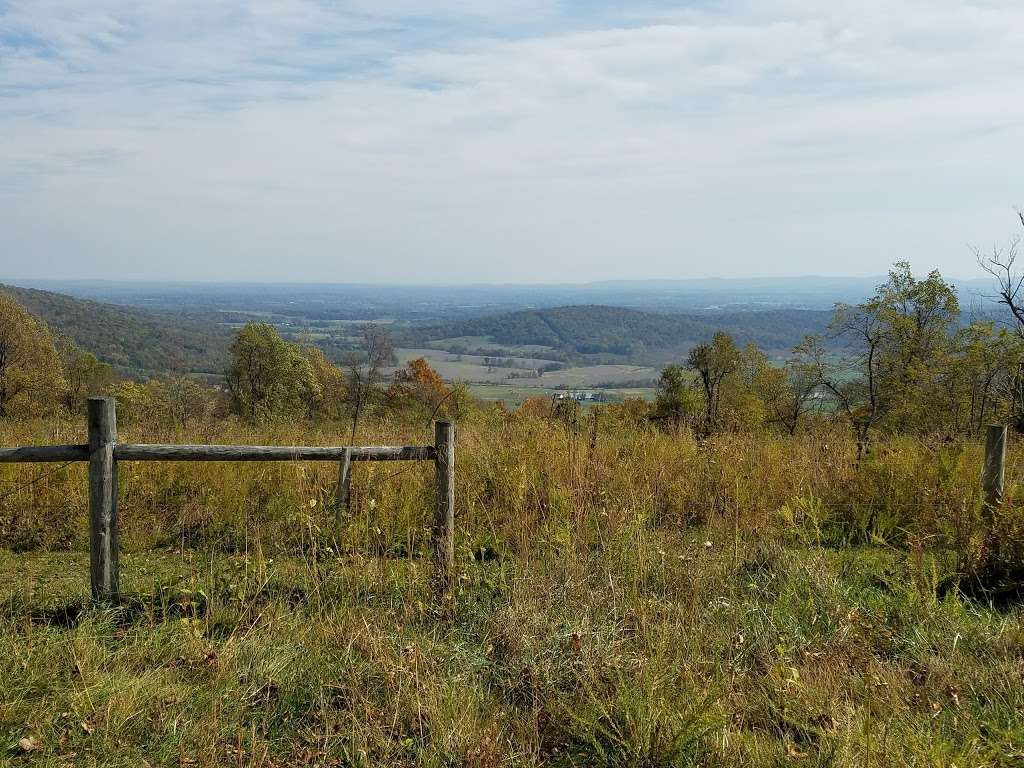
[[0, 397, 455, 603], [0, 445, 90, 462], [115, 444, 436, 462], [0, 445, 435, 463]]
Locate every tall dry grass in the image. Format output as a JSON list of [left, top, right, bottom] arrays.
[[2, 407, 1023, 765], [0, 406, 1009, 564]]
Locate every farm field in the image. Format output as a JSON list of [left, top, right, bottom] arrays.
[[422, 337, 561, 357], [465, 383, 657, 406], [392, 348, 659, 394]]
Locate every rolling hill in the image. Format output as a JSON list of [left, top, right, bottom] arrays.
[[2, 283, 839, 378], [1, 284, 231, 376], [404, 305, 836, 363]]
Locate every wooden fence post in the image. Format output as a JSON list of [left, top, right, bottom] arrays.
[[88, 397, 119, 602], [982, 424, 1007, 523], [432, 421, 455, 597], [335, 448, 352, 524]]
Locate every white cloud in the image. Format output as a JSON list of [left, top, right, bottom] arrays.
[[0, 0, 1021, 281]]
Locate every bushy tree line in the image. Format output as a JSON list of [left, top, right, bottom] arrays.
[[0, 291, 465, 430], [225, 322, 468, 434], [0, 290, 226, 426], [653, 260, 1024, 456]]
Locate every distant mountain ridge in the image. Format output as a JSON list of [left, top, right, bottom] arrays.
[[7, 275, 997, 318]]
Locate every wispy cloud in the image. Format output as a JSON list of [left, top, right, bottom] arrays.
[[0, 0, 1021, 281]]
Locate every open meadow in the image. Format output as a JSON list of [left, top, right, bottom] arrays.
[[2, 410, 1023, 766]]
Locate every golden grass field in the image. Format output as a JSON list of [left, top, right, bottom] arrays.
[[1, 408, 1023, 766]]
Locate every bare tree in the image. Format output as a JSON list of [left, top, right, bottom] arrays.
[[802, 316, 886, 464], [760, 353, 820, 436], [976, 210, 1024, 334], [344, 324, 394, 443], [975, 210, 1024, 428]]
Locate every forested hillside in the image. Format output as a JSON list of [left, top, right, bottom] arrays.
[[407, 305, 835, 361], [1, 284, 230, 376]]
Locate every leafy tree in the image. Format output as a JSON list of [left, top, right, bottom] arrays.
[[0, 293, 65, 417], [165, 376, 212, 427], [443, 381, 474, 421], [110, 380, 163, 424], [809, 263, 959, 458], [928, 322, 1024, 436], [62, 350, 116, 413], [967, 323, 1024, 431], [299, 345, 346, 420], [111, 376, 214, 427], [226, 323, 318, 421], [720, 341, 772, 431], [687, 331, 741, 436], [652, 364, 697, 434]]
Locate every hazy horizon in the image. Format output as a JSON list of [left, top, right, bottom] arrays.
[[1, 1, 1021, 283], [0, 273, 998, 290]]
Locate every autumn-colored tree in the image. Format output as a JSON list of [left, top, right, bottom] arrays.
[[0, 293, 65, 417], [388, 357, 449, 413], [518, 395, 555, 419]]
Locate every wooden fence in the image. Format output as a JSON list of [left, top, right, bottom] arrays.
[[0, 397, 455, 602], [0, 400, 1012, 604]]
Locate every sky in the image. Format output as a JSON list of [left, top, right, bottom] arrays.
[[0, 1, 1022, 284]]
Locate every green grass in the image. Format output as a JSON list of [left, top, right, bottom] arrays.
[[3, 535, 1022, 766], [424, 337, 559, 356]]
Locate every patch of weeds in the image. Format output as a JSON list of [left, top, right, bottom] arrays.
[[542, 667, 720, 767]]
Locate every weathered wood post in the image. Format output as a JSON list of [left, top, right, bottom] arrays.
[[88, 397, 119, 602], [982, 424, 1007, 519], [978, 423, 1008, 576], [432, 421, 455, 597], [335, 448, 352, 524]]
